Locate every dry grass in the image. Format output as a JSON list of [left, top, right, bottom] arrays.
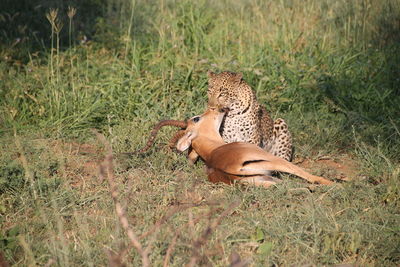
[[1, 0, 399, 266]]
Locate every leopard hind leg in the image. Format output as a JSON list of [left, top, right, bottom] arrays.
[[269, 118, 293, 162]]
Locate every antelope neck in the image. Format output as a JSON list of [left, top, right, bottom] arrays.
[[191, 135, 224, 162]]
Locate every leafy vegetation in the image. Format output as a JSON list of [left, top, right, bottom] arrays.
[[1, 0, 399, 266]]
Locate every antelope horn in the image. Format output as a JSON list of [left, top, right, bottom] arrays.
[[168, 130, 187, 149], [135, 120, 187, 154]]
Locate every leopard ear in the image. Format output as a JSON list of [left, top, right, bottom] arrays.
[[207, 70, 216, 78], [230, 72, 242, 84], [234, 72, 243, 82]]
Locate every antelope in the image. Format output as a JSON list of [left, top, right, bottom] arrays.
[[138, 108, 333, 188]]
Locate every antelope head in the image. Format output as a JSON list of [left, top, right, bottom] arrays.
[[176, 107, 228, 153]]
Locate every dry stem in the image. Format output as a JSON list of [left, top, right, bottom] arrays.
[[93, 129, 150, 267], [187, 200, 241, 267]]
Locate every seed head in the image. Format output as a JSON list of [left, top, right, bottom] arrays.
[[67, 6, 77, 19], [46, 8, 58, 25]]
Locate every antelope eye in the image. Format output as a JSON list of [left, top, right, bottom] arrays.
[[192, 116, 200, 123]]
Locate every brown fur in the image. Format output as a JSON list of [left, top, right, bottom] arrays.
[[176, 108, 333, 187], [207, 71, 292, 161]]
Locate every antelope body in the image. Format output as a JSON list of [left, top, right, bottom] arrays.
[[175, 108, 333, 187]]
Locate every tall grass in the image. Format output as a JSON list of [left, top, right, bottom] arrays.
[[0, 0, 399, 266]]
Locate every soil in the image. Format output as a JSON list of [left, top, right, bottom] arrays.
[[295, 155, 359, 181]]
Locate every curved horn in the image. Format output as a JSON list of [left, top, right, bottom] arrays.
[[168, 130, 187, 149], [135, 120, 187, 154]]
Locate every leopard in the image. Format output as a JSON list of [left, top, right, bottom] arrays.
[[205, 70, 292, 161]]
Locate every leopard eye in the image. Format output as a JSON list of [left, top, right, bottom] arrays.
[[192, 116, 201, 123], [218, 92, 228, 100], [220, 89, 229, 96]]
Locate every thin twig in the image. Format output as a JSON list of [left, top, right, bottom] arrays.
[[106, 248, 126, 267], [93, 129, 150, 267], [162, 233, 178, 267], [163, 209, 217, 267], [143, 205, 189, 257], [187, 200, 241, 267], [140, 203, 199, 240], [14, 129, 37, 200], [119, 202, 204, 263]]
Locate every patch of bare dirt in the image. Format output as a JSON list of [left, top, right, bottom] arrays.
[[49, 140, 104, 189], [295, 154, 359, 181]]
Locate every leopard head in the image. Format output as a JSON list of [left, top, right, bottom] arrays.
[[207, 71, 252, 115]]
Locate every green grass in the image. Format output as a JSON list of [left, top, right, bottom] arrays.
[[1, 0, 400, 266]]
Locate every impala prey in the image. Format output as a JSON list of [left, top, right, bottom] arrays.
[[174, 107, 333, 187]]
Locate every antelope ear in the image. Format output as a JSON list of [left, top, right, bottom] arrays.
[[176, 131, 197, 152], [207, 70, 216, 78]]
